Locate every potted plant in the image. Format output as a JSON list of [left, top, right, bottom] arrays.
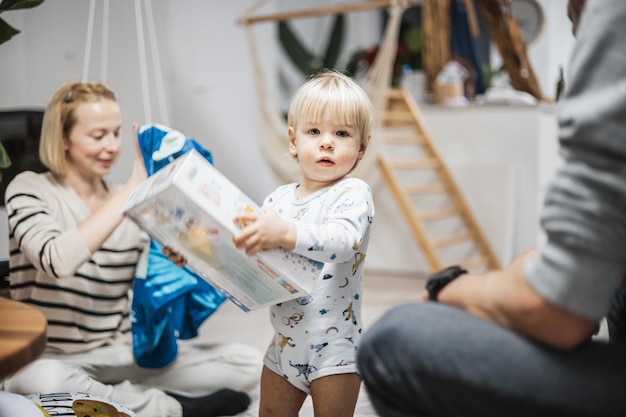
[[0, 0, 46, 180], [0, 0, 44, 45]]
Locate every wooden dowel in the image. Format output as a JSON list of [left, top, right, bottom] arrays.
[[422, 0, 451, 94], [462, 0, 480, 37], [239, 0, 398, 25]]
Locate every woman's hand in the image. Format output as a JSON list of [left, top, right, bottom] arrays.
[[127, 123, 148, 188], [79, 123, 149, 253]]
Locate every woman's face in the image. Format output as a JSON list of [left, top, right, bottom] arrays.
[[64, 99, 122, 181]]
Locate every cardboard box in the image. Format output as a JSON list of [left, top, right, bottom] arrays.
[[434, 81, 464, 104], [123, 149, 320, 311]]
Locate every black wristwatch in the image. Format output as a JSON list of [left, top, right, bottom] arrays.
[[425, 265, 468, 301]]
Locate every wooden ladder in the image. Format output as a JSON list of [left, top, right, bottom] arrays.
[[377, 88, 500, 273]]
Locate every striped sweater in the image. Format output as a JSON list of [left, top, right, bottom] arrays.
[[5, 171, 148, 354]]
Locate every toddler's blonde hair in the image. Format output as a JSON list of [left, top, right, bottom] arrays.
[[287, 70, 373, 151]]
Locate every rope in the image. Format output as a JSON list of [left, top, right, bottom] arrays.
[[100, 0, 110, 83], [241, 0, 302, 182], [134, 0, 152, 123], [244, 20, 301, 182], [80, 0, 168, 125], [145, 0, 169, 126], [81, 0, 96, 81], [363, 2, 411, 130]]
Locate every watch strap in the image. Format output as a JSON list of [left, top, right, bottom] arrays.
[[425, 265, 468, 301]]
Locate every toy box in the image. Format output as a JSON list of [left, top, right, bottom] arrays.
[[123, 149, 320, 311]]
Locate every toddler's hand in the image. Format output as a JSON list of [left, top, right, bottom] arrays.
[[162, 246, 187, 267], [233, 205, 260, 229], [232, 207, 295, 255]]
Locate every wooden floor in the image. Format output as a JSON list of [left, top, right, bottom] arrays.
[[197, 270, 428, 417]]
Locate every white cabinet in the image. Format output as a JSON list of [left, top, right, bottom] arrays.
[[366, 104, 561, 274]]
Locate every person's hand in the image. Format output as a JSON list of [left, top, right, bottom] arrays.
[[128, 123, 148, 188], [567, 0, 586, 36], [162, 246, 187, 268], [232, 206, 260, 230], [232, 206, 296, 255]]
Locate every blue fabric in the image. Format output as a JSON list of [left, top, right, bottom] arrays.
[[137, 122, 214, 174], [131, 123, 226, 368], [449, 0, 489, 95]]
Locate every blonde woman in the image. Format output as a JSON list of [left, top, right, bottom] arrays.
[[3, 81, 262, 417]]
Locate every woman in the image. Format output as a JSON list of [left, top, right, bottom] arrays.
[[3, 81, 262, 417]]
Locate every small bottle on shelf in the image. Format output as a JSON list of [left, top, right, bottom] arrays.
[[555, 66, 565, 101]]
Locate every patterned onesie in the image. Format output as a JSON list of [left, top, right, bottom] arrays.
[[262, 177, 374, 393]]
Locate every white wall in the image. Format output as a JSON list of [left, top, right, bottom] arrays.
[[531, 0, 578, 96], [0, 0, 576, 273], [0, 0, 285, 202], [0, 0, 384, 203]]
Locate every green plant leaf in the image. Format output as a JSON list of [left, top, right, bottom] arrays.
[[279, 21, 315, 75], [0, 17, 19, 45], [0, 141, 11, 169], [344, 48, 365, 78], [0, 0, 44, 12], [322, 14, 344, 70], [402, 27, 422, 55]]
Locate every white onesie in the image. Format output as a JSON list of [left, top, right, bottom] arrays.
[[262, 177, 374, 393]]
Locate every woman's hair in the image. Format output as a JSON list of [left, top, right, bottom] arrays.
[[287, 69, 373, 151], [39, 81, 117, 175]]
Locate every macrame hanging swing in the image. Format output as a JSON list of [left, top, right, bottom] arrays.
[[81, 0, 169, 125], [238, 0, 415, 184]]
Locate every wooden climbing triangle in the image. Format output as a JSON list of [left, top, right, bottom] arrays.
[[378, 88, 500, 272]]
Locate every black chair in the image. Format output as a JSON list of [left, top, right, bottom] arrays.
[[0, 109, 47, 203], [0, 109, 46, 295]]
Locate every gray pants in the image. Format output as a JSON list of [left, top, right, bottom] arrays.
[[357, 303, 626, 417]]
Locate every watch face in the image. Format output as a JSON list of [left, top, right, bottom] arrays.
[[510, 0, 545, 45]]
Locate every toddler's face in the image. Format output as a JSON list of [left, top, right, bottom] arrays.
[[289, 108, 365, 194]]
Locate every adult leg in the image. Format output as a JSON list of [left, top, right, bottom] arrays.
[[310, 373, 361, 417], [5, 342, 262, 417], [126, 340, 262, 416], [133, 340, 263, 395], [358, 303, 626, 417], [3, 353, 182, 417]]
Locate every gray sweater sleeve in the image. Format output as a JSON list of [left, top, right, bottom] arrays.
[[525, 0, 626, 321]]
